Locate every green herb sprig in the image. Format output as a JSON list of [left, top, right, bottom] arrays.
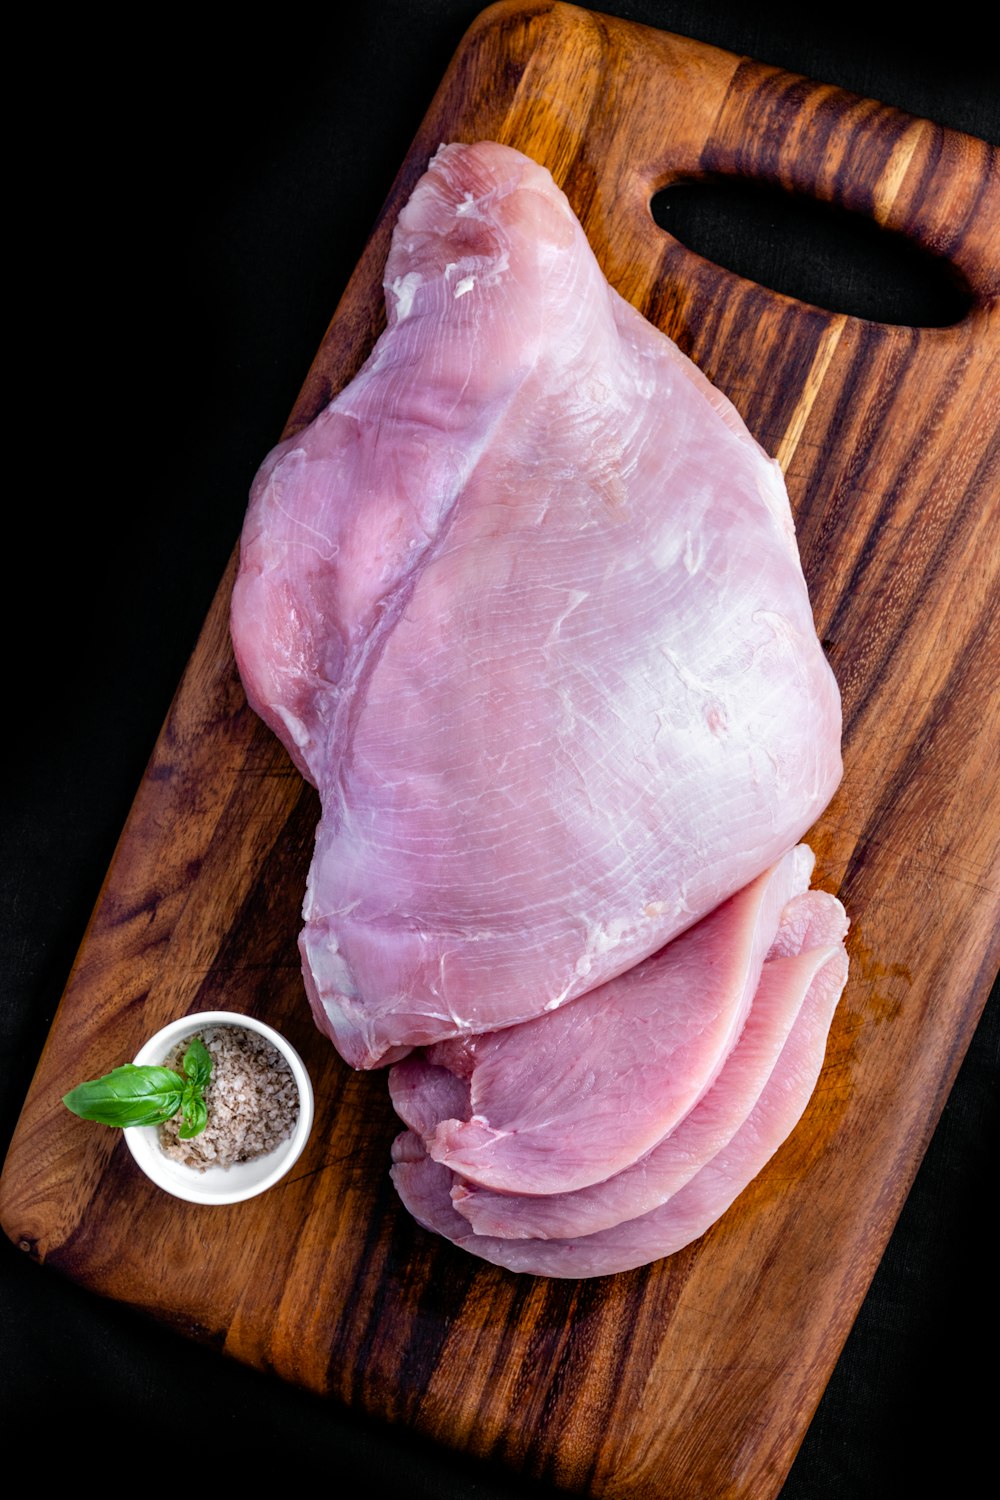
[[62, 1037, 213, 1139]]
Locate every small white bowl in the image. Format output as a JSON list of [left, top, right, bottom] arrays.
[[123, 1010, 314, 1205]]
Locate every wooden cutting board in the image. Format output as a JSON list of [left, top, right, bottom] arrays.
[[3, 4, 997, 1495]]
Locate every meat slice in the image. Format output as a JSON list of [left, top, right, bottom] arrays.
[[452, 887, 848, 1239], [389, 933, 849, 1277], [400, 846, 813, 1196], [389, 1053, 471, 1140], [230, 140, 843, 1069]]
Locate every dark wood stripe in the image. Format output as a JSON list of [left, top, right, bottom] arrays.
[[839, 373, 996, 739], [842, 579, 999, 908]]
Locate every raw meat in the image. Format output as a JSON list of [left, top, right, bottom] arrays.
[[389, 913, 849, 1277], [448, 889, 848, 1240], [230, 140, 843, 1071], [393, 846, 814, 1197]]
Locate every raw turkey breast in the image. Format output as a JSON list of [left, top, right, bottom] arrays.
[[230, 140, 843, 1071], [397, 845, 815, 1198], [389, 883, 849, 1277]]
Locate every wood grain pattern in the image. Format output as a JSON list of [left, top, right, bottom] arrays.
[[2, 4, 997, 1496]]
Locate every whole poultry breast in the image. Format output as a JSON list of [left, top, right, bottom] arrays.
[[230, 140, 843, 1073]]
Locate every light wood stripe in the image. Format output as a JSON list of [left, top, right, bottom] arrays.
[[774, 314, 847, 473]]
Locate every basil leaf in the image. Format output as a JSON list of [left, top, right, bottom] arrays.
[[62, 1065, 184, 1128], [177, 1090, 208, 1140], [182, 1037, 212, 1091]]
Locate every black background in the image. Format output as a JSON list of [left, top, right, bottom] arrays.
[[3, 3, 996, 1493]]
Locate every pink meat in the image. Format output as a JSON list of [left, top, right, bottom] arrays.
[[411, 846, 814, 1196], [389, 1054, 471, 1140], [230, 140, 842, 1069], [453, 888, 848, 1238], [389, 935, 849, 1276]]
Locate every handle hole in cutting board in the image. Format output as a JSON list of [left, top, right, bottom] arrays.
[[651, 179, 971, 327]]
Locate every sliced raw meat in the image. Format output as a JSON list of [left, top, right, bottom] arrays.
[[413, 847, 813, 1196], [230, 140, 843, 1069], [389, 937, 849, 1277], [389, 1054, 471, 1140], [454, 888, 848, 1239]]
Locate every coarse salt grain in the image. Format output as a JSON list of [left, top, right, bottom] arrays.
[[158, 1024, 299, 1172]]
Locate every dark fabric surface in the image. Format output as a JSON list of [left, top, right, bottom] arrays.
[[3, 3, 996, 1492]]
